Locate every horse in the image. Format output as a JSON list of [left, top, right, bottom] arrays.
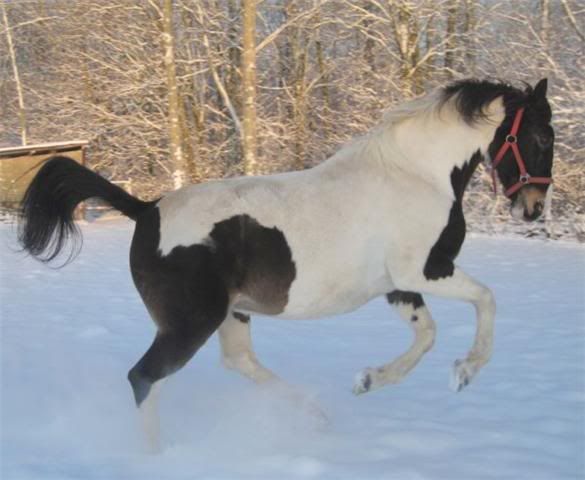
[[18, 78, 554, 450]]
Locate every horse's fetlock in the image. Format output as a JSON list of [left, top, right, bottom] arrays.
[[221, 356, 237, 371], [222, 352, 252, 371]]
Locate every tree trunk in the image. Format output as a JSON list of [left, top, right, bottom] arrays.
[[444, 0, 458, 77], [539, 0, 550, 71], [161, 0, 188, 189], [242, 0, 259, 175], [463, 0, 477, 73], [2, 1, 27, 145], [363, 0, 376, 73], [314, 12, 330, 110], [393, 1, 422, 95]]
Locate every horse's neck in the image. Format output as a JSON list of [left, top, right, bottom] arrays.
[[318, 106, 501, 203], [373, 114, 498, 198]]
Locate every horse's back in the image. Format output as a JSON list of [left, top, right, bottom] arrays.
[[156, 171, 306, 254]]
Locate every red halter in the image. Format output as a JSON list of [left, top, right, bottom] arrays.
[[491, 107, 552, 197]]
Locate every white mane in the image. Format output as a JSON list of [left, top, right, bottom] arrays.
[[378, 89, 445, 129]]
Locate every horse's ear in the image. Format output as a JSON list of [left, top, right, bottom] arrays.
[[533, 78, 548, 99]]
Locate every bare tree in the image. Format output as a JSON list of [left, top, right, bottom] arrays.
[[444, 0, 458, 76], [160, 0, 188, 189], [242, 0, 259, 175], [1, 1, 26, 145]]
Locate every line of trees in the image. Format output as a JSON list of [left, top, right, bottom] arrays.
[[1, 0, 583, 238]]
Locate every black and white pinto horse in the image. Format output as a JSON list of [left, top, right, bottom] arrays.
[[18, 79, 554, 449]]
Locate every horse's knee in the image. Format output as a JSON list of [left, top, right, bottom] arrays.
[[474, 287, 495, 313], [221, 353, 239, 372]]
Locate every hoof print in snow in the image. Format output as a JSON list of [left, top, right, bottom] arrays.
[[450, 359, 473, 392], [353, 369, 374, 395]]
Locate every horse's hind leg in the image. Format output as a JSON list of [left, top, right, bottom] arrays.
[[219, 311, 328, 423], [127, 334, 176, 453], [128, 327, 219, 452], [353, 291, 436, 395], [129, 332, 203, 406], [218, 312, 278, 384], [128, 273, 228, 451]]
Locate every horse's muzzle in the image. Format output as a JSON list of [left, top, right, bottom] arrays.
[[524, 200, 544, 221], [511, 186, 547, 222]]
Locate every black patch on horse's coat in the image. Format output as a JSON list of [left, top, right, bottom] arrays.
[[451, 151, 483, 202], [423, 199, 463, 280], [424, 152, 482, 281], [128, 368, 152, 406], [208, 215, 296, 315], [128, 207, 229, 405], [233, 312, 250, 323], [411, 315, 418, 322], [127, 209, 295, 406], [363, 373, 372, 391], [387, 290, 424, 309], [442, 79, 528, 125]]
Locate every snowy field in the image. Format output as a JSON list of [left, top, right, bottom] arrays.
[[1, 219, 584, 480]]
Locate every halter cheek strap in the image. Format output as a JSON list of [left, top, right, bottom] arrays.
[[491, 107, 553, 197]]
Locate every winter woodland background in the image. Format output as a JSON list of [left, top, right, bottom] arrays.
[[0, 0, 583, 239]]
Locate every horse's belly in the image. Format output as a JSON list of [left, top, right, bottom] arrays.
[[278, 292, 377, 319], [275, 262, 392, 319]]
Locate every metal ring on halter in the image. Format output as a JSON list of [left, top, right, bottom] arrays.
[[519, 174, 530, 184], [505, 134, 517, 143]]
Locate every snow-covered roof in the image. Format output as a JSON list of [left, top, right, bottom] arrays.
[[0, 141, 89, 159]]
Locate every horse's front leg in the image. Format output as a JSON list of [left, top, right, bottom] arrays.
[[353, 291, 436, 395], [393, 263, 496, 392]]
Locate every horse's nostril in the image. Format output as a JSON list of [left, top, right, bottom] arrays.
[[534, 201, 544, 215], [524, 210, 539, 221], [524, 201, 544, 221]]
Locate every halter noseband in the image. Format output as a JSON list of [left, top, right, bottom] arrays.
[[491, 107, 552, 197]]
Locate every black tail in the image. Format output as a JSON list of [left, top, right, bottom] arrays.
[[18, 156, 154, 264]]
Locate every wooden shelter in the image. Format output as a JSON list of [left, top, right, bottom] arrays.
[[0, 141, 88, 210]]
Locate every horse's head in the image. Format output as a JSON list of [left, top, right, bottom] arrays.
[[490, 79, 554, 221]]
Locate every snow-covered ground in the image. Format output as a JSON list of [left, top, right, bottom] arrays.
[[1, 220, 584, 480]]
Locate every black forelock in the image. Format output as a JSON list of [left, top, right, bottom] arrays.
[[441, 79, 529, 124]]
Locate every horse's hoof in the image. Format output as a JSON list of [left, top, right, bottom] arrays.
[[353, 368, 375, 395], [279, 385, 330, 427], [450, 359, 473, 392], [144, 440, 163, 455], [306, 401, 330, 429]]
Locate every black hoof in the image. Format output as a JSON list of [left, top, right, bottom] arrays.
[[363, 373, 372, 391], [353, 369, 374, 395], [128, 368, 152, 407]]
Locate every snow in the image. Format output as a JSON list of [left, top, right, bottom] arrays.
[[1, 219, 584, 480]]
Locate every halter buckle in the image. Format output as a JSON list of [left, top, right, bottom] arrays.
[[519, 174, 530, 184], [505, 134, 517, 144]]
